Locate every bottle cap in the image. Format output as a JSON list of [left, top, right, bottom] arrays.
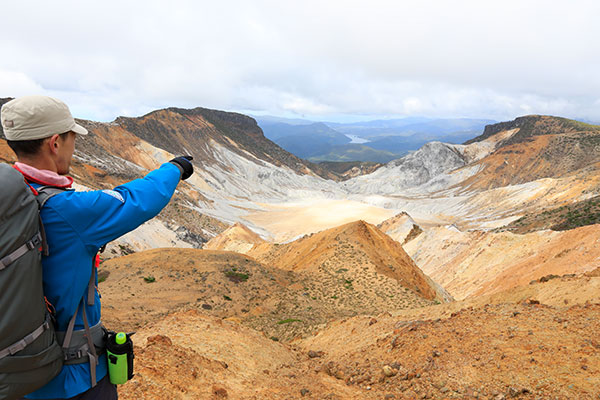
[[115, 332, 126, 345]]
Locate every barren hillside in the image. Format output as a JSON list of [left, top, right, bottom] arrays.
[[118, 310, 367, 400], [458, 116, 600, 190], [404, 223, 600, 300], [99, 225, 449, 342], [109, 273, 600, 400], [248, 220, 450, 303], [300, 299, 600, 399]]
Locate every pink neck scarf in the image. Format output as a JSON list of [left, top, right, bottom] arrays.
[[14, 162, 73, 188]]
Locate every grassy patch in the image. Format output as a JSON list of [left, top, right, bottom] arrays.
[[118, 244, 135, 255], [224, 270, 250, 283], [143, 275, 156, 283], [223, 295, 232, 301], [276, 318, 303, 325], [98, 270, 109, 283], [500, 195, 600, 233]]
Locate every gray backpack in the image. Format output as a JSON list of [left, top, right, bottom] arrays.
[[0, 163, 64, 400]]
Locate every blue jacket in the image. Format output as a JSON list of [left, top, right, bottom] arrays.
[[25, 162, 181, 399]]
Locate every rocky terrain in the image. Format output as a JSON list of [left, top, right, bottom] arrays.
[[299, 293, 600, 399], [104, 273, 600, 400], [403, 223, 600, 300], [317, 161, 384, 180], [3, 98, 600, 398]]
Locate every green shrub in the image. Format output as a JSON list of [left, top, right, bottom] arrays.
[[276, 318, 303, 325], [224, 270, 249, 283], [98, 270, 109, 283]]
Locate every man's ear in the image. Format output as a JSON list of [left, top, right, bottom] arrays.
[[47, 134, 61, 155]]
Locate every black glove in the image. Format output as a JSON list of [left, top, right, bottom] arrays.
[[169, 155, 194, 180]]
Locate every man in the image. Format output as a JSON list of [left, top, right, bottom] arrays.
[[1, 95, 194, 399]]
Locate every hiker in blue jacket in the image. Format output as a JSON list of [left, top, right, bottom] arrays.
[[1, 95, 194, 400]]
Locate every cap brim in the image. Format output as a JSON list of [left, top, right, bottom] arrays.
[[71, 123, 88, 135]]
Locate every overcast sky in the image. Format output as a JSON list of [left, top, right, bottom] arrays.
[[1, 0, 599, 123]]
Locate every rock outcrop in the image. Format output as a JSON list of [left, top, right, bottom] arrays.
[[378, 212, 423, 245], [204, 222, 265, 253], [343, 142, 467, 194]]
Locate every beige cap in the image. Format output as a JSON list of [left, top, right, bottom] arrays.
[[1, 95, 88, 141]]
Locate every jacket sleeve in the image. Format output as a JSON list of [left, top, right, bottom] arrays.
[[53, 162, 182, 251]]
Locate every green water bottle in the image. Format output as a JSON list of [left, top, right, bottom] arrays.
[[106, 332, 134, 384]]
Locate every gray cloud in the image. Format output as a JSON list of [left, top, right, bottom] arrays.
[[1, 0, 599, 122]]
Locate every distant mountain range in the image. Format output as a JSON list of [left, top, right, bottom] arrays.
[[259, 122, 350, 159], [255, 116, 495, 163], [328, 117, 496, 137]]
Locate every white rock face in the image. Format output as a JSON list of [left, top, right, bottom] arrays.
[[343, 142, 467, 195], [186, 140, 344, 226], [378, 212, 419, 244], [80, 125, 582, 253], [105, 219, 194, 256], [160, 137, 555, 239], [379, 213, 417, 243]]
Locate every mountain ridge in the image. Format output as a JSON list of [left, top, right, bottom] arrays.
[[115, 107, 339, 180], [247, 220, 451, 303], [465, 114, 600, 145]]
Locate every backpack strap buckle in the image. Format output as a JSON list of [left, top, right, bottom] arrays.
[[7, 340, 28, 356], [27, 233, 43, 250], [0, 232, 43, 271], [64, 349, 85, 361]]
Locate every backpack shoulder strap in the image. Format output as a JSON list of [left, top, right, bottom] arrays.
[[35, 186, 71, 209], [34, 186, 71, 256]]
